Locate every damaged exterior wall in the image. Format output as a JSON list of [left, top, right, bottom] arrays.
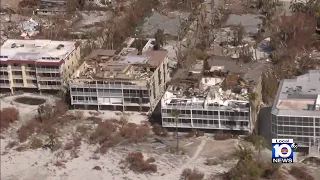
[[69, 56, 170, 112], [161, 85, 252, 132], [69, 39, 171, 112]]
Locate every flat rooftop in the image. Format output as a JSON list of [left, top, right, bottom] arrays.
[[72, 38, 168, 82], [0, 39, 77, 63], [272, 70, 320, 116]]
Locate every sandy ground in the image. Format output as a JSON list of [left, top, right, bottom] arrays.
[[1, 94, 240, 180]]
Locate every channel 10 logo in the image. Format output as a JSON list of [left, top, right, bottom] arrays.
[[272, 139, 298, 163]]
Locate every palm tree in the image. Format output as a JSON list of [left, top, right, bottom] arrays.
[[171, 109, 180, 154], [233, 144, 254, 161], [252, 135, 267, 166]]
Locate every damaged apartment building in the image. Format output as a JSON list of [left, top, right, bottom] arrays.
[[0, 39, 80, 93], [69, 38, 170, 112], [161, 56, 267, 132]]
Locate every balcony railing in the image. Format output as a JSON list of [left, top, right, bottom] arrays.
[[72, 100, 98, 104], [13, 83, 24, 87], [25, 67, 36, 71], [39, 85, 61, 89], [12, 75, 23, 79], [70, 83, 148, 90], [36, 68, 60, 73], [27, 83, 38, 88], [0, 67, 8, 71], [0, 83, 10, 88], [71, 92, 98, 96], [26, 76, 37, 80], [11, 67, 22, 71], [38, 76, 61, 81], [162, 122, 249, 131], [0, 75, 9, 79]]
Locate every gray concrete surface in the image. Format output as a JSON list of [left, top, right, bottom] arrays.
[[224, 14, 263, 34], [142, 12, 191, 37]]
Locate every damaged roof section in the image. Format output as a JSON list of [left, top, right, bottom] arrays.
[[163, 55, 268, 110], [73, 38, 168, 82], [206, 55, 268, 85]]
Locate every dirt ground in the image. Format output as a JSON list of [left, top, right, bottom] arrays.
[[1, 0, 22, 10]]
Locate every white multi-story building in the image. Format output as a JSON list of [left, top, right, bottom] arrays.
[[0, 39, 81, 93], [160, 55, 269, 132], [69, 38, 171, 112], [271, 70, 320, 150]]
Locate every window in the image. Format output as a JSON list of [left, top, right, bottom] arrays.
[[158, 69, 162, 84], [14, 79, 23, 83]]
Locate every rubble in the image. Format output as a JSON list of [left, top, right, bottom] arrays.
[[72, 38, 168, 84], [19, 18, 39, 38]]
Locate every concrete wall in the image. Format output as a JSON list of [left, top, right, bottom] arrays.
[[61, 46, 81, 83], [149, 56, 170, 111], [251, 76, 263, 133]]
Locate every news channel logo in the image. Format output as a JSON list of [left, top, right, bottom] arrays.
[[272, 139, 298, 163]]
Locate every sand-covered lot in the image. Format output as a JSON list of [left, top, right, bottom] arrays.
[[1, 93, 241, 180]]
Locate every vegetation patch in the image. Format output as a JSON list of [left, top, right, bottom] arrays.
[[121, 152, 157, 173], [0, 107, 19, 132], [289, 166, 314, 180], [90, 117, 152, 154], [181, 168, 204, 180]]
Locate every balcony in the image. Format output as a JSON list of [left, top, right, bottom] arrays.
[[72, 100, 98, 105], [25, 67, 36, 71], [71, 92, 98, 96], [36, 68, 60, 73], [0, 75, 9, 80], [26, 83, 38, 88], [12, 75, 23, 79], [0, 67, 8, 71], [11, 67, 22, 71], [220, 125, 250, 131], [97, 92, 122, 97], [37, 76, 61, 81], [26, 76, 37, 80], [162, 122, 193, 128], [39, 85, 61, 89], [13, 83, 24, 87], [0, 83, 10, 88]]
